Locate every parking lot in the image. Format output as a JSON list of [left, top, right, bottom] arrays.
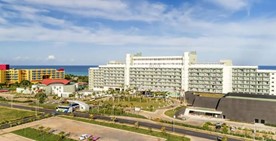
[[1, 116, 165, 141]]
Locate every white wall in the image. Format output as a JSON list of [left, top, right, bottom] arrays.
[[51, 84, 64, 95], [223, 66, 232, 93], [125, 54, 131, 89], [16, 88, 31, 94]]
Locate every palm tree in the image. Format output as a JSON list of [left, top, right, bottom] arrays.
[[160, 126, 166, 134], [64, 132, 70, 139], [134, 121, 139, 129], [44, 127, 51, 134], [130, 103, 134, 109], [20, 80, 31, 87], [112, 117, 117, 122], [58, 131, 65, 141], [89, 114, 94, 120], [38, 126, 44, 135], [222, 136, 228, 141], [14, 82, 20, 87], [148, 127, 152, 133]]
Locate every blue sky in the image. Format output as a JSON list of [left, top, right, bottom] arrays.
[[0, 0, 276, 65]]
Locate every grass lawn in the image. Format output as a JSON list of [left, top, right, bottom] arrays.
[[29, 103, 58, 109], [13, 127, 75, 141], [105, 98, 169, 111], [90, 108, 147, 119], [61, 116, 190, 141], [0, 106, 35, 123], [165, 106, 186, 118]]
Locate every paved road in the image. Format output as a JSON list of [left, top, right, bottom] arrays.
[[0, 103, 240, 141]]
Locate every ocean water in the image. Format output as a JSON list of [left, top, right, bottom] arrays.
[[10, 65, 97, 76]]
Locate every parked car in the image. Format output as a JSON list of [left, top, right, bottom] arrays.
[[216, 136, 223, 141], [56, 106, 73, 113], [215, 122, 223, 129], [79, 134, 92, 140]]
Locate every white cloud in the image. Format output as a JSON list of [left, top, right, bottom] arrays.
[[24, 0, 127, 11], [0, 0, 275, 65], [47, 55, 56, 60], [17, 0, 166, 22], [0, 17, 6, 24], [14, 56, 30, 61], [10, 4, 46, 14], [1, 16, 276, 48], [206, 0, 249, 11]]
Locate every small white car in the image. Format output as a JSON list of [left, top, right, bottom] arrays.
[[79, 134, 92, 140]]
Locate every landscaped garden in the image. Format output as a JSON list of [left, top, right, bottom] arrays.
[[165, 106, 186, 118], [88, 96, 170, 118], [102, 96, 170, 111]]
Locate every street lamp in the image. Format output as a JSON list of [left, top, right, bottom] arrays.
[[112, 105, 115, 115], [253, 122, 256, 141], [11, 96, 13, 109], [35, 99, 38, 117], [172, 120, 175, 132]]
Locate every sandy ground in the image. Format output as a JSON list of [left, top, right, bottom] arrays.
[[0, 116, 165, 141], [0, 133, 34, 141], [0, 93, 14, 99]]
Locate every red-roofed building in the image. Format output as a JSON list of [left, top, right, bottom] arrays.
[[41, 79, 70, 86], [33, 79, 76, 97], [0, 89, 9, 93], [0, 64, 9, 70], [58, 68, 64, 71]]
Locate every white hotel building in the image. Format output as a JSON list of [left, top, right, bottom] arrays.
[[89, 52, 276, 95]]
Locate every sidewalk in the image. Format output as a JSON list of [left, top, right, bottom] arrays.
[[114, 115, 243, 141], [185, 114, 276, 132]]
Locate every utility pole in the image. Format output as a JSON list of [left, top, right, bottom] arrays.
[[172, 120, 175, 132], [253, 123, 256, 141], [11, 96, 13, 108], [36, 100, 38, 117]]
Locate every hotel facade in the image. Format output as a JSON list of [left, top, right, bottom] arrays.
[[89, 52, 276, 95], [0, 64, 65, 84]]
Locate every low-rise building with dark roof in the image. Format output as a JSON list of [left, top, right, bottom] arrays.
[[184, 91, 276, 125]]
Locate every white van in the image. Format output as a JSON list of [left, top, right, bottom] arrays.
[[56, 106, 73, 113]]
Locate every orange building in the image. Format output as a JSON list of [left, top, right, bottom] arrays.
[[0, 64, 65, 84]]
